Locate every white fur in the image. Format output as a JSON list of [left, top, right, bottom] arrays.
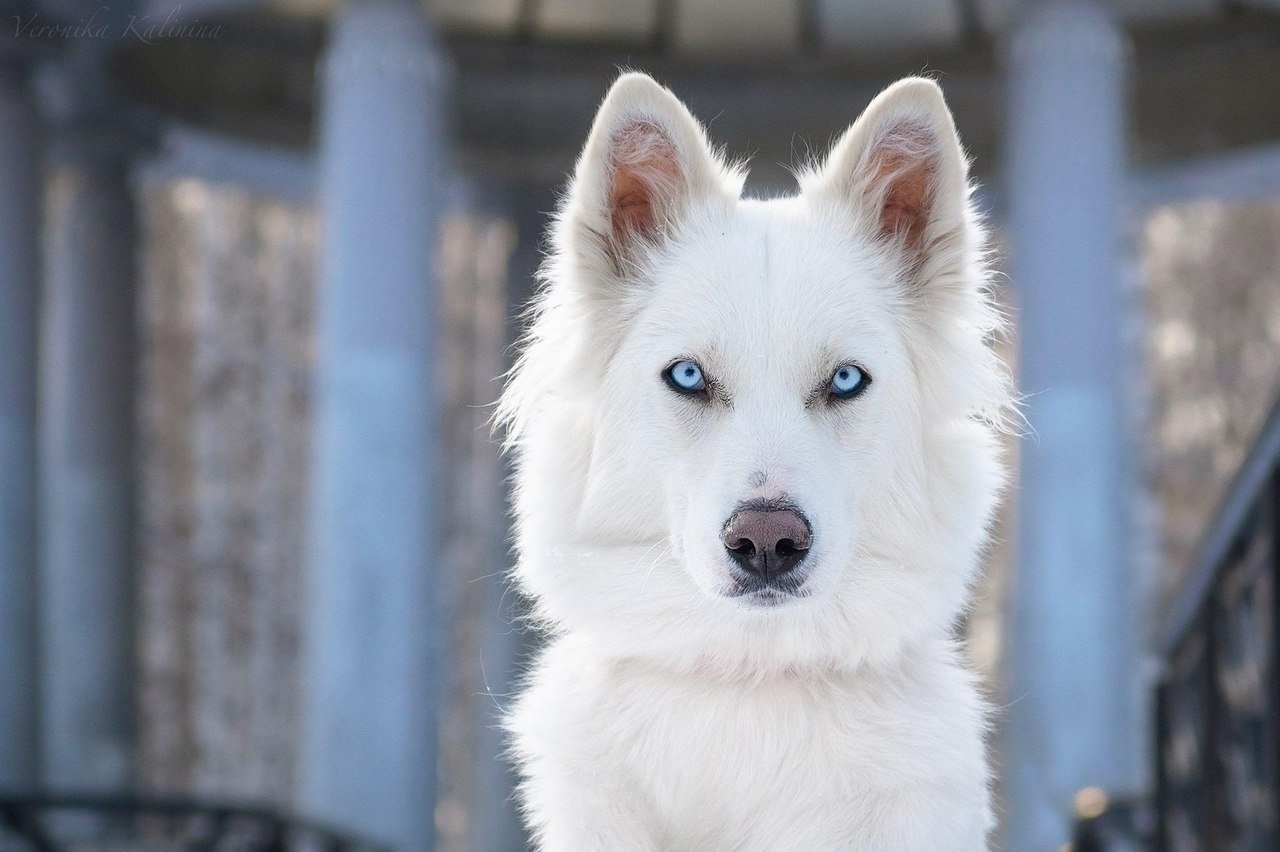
[[498, 72, 1014, 851]]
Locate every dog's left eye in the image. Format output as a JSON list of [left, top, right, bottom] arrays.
[[664, 360, 707, 395], [828, 365, 869, 400]]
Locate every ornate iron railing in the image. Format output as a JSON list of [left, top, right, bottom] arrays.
[[1154, 396, 1280, 851], [0, 791, 388, 851]]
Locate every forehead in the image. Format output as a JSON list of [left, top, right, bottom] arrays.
[[635, 197, 905, 358]]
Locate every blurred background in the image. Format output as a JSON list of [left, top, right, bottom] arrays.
[[1, 0, 1279, 849]]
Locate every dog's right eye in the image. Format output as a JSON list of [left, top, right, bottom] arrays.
[[664, 360, 707, 396]]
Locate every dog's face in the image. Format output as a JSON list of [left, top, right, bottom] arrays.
[[501, 74, 1011, 670], [603, 204, 912, 609]]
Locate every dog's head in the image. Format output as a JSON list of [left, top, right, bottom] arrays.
[[500, 73, 1012, 673]]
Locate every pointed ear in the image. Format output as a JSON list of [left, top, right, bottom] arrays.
[[809, 77, 971, 272], [563, 73, 735, 274]]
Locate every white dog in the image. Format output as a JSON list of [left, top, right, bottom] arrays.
[[498, 72, 1013, 851]]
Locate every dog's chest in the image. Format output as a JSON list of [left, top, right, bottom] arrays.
[[515, 641, 989, 849], [600, 666, 948, 844]]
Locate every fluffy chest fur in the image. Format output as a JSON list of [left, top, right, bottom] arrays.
[[510, 638, 991, 851]]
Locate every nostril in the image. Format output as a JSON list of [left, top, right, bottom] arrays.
[[727, 538, 755, 557], [777, 533, 811, 554]]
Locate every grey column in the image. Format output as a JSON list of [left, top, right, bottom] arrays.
[[1004, 2, 1139, 849], [301, 1, 446, 847], [0, 61, 41, 792], [39, 129, 138, 789]]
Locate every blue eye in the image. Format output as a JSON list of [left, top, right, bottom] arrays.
[[829, 365, 869, 400], [664, 360, 707, 395]]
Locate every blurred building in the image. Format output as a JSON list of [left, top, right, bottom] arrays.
[[2, 0, 1280, 850]]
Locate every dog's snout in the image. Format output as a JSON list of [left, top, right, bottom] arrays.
[[721, 504, 812, 580]]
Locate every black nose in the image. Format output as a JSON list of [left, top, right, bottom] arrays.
[[721, 504, 812, 580]]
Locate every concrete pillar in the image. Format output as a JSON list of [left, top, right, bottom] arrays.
[[1003, 1, 1139, 849], [301, 1, 447, 847], [0, 61, 41, 792], [39, 128, 138, 789]]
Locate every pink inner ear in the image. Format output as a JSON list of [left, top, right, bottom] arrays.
[[868, 121, 937, 252], [608, 120, 683, 249]]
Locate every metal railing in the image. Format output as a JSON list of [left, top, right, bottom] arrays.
[[1153, 395, 1280, 850], [0, 791, 388, 851]]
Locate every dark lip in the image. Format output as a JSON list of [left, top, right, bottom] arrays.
[[726, 587, 806, 608], [723, 578, 812, 601], [723, 558, 812, 599]]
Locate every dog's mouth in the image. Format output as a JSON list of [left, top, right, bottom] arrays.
[[723, 576, 811, 608]]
